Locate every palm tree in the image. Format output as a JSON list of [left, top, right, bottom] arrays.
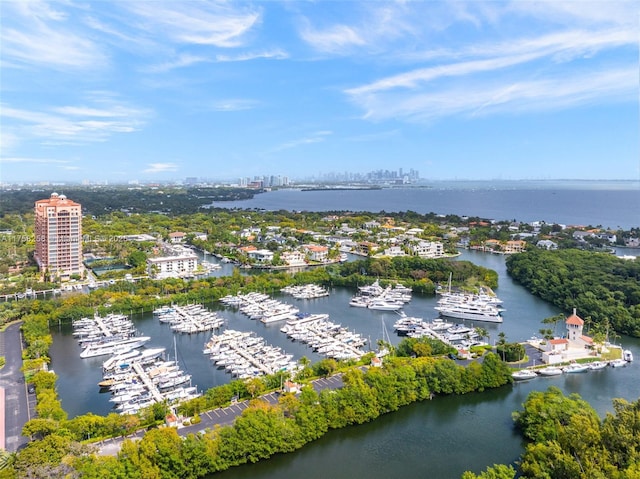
[[497, 332, 507, 361], [542, 313, 564, 336], [475, 326, 489, 345]]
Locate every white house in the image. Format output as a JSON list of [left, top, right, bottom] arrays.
[[411, 241, 444, 258], [281, 251, 306, 266], [168, 232, 186, 243], [303, 244, 329, 262], [379, 246, 407, 257], [536, 239, 558, 250], [247, 249, 274, 263]]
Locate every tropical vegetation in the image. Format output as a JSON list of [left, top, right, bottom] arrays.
[[506, 249, 640, 337]]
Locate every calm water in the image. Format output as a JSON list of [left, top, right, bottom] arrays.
[[49, 249, 640, 478], [50, 183, 640, 477], [212, 184, 640, 230]]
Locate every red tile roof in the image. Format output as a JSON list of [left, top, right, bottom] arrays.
[[566, 313, 584, 326]]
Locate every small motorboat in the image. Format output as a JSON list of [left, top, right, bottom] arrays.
[[588, 361, 608, 370], [610, 358, 627, 368], [563, 363, 589, 373], [512, 369, 537, 380]]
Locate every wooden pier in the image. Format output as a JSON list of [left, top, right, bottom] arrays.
[[131, 362, 164, 403]]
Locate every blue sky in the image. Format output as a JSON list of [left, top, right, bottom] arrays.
[[1, 1, 638, 183]]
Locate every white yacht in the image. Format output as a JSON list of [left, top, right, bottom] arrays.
[[434, 303, 503, 323], [80, 336, 150, 359], [367, 298, 403, 311]]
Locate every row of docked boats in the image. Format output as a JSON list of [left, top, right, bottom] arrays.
[[203, 330, 298, 378], [100, 354, 200, 414], [393, 313, 486, 349], [349, 280, 412, 310], [220, 292, 300, 324], [434, 289, 504, 323], [73, 313, 151, 359], [153, 304, 224, 333], [512, 356, 634, 380], [75, 312, 201, 415], [281, 313, 368, 360], [280, 284, 330, 299]]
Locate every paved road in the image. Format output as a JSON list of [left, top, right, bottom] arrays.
[[98, 372, 347, 455], [0, 322, 33, 452]]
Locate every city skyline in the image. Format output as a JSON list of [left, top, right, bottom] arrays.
[[1, 1, 638, 183]]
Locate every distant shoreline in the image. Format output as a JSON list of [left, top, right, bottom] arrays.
[[299, 186, 383, 192]]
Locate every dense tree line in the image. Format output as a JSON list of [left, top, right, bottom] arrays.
[[7, 353, 513, 478], [506, 249, 640, 337], [463, 387, 640, 479], [0, 187, 262, 216]]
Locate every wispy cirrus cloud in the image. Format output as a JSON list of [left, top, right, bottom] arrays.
[[123, 2, 262, 48], [144, 53, 212, 73], [347, 28, 635, 97], [215, 49, 289, 62], [299, 22, 366, 54], [272, 131, 333, 152], [1, 1, 106, 70], [146, 48, 289, 73], [143, 163, 179, 174], [354, 67, 636, 123], [211, 99, 262, 112], [344, 20, 636, 122], [297, 3, 417, 55], [1, 95, 151, 145], [1, 157, 72, 165]]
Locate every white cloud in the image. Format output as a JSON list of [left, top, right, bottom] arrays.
[[354, 67, 636, 123], [347, 27, 635, 97], [215, 49, 289, 62], [1, 97, 150, 145], [144, 163, 179, 173], [211, 99, 261, 112], [0, 157, 72, 165], [300, 22, 366, 54], [145, 53, 212, 73], [1, 2, 106, 69], [123, 2, 261, 47], [272, 131, 333, 152]]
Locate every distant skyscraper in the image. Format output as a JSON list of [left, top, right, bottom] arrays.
[[34, 192, 83, 279]]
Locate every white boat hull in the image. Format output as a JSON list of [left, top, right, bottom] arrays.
[[436, 309, 503, 323]]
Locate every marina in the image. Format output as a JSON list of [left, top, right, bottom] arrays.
[[280, 284, 330, 299], [101, 355, 200, 415], [220, 292, 300, 324], [154, 304, 224, 334], [72, 313, 151, 359], [47, 247, 640, 479], [393, 313, 485, 350], [349, 280, 412, 310], [281, 313, 367, 360], [203, 330, 298, 378]]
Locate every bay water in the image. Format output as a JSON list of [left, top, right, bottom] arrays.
[[211, 182, 640, 230], [49, 248, 640, 478], [48, 183, 640, 477]]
